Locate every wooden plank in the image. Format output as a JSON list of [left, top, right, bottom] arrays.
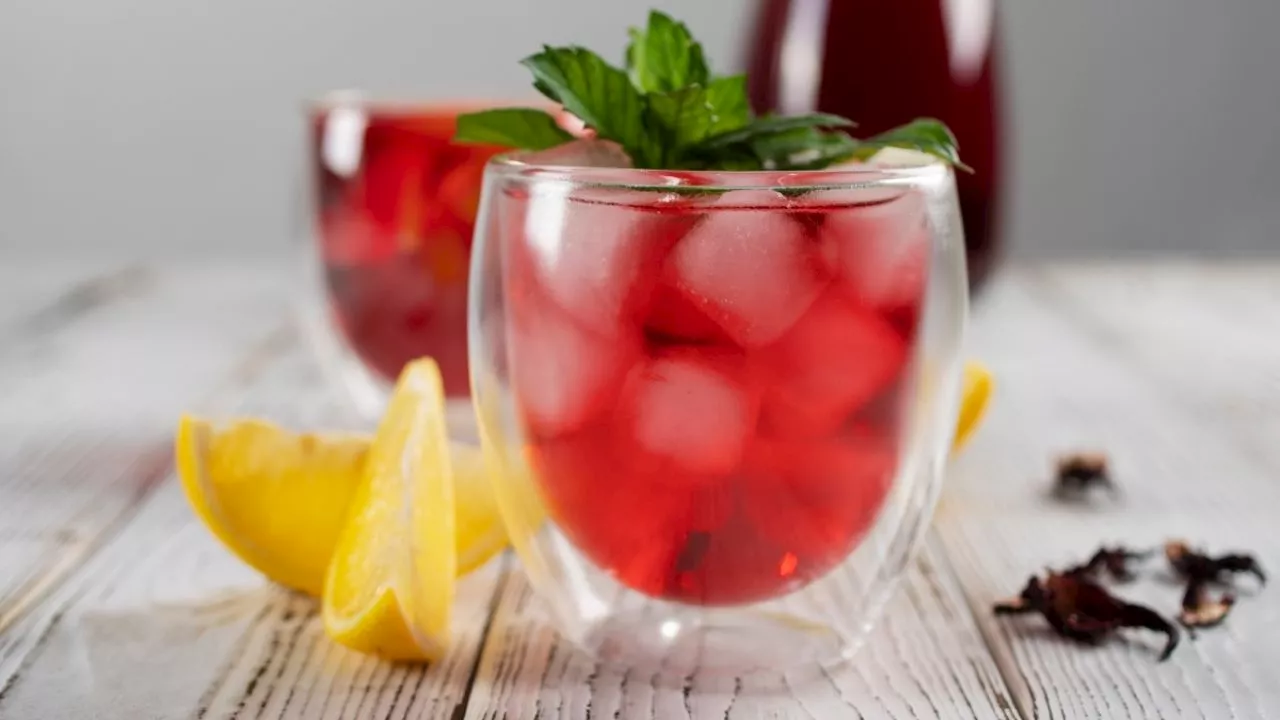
[[0, 261, 290, 632], [1035, 262, 1280, 415], [0, 332, 506, 719], [932, 267, 1280, 719], [463, 541, 1018, 720], [0, 261, 132, 334], [0, 263, 155, 343]]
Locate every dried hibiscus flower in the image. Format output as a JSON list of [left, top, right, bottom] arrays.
[[1165, 540, 1267, 587], [1179, 579, 1235, 629], [1165, 540, 1265, 630], [1052, 452, 1118, 499], [1066, 546, 1152, 582], [994, 570, 1179, 661]]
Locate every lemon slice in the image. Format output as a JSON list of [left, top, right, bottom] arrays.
[[174, 415, 368, 596], [451, 441, 510, 575], [175, 416, 508, 600], [322, 358, 456, 662], [952, 361, 993, 452]]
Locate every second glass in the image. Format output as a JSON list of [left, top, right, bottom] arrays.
[[470, 154, 968, 674], [299, 94, 505, 420]]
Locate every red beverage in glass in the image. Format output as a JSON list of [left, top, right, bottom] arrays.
[[311, 103, 505, 398], [744, 0, 1004, 291], [502, 181, 926, 605]]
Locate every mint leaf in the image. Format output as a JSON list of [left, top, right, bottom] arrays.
[[647, 76, 750, 164], [705, 75, 751, 135], [747, 127, 859, 170], [848, 118, 972, 172], [625, 10, 709, 94], [454, 108, 574, 151], [701, 113, 855, 149], [532, 79, 562, 104], [648, 86, 712, 163], [522, 45, 659, 166]]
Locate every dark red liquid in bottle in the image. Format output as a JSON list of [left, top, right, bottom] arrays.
[[745, 0, 1005, 290]]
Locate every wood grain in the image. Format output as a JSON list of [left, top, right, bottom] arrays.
[[0, 261, 133, 334], [463, 540, 1017, 720], [3, 261, 1279, 718], [0, 314, 505, 719], [933, 267, 1280, 719], [0, 262, 289, 633]]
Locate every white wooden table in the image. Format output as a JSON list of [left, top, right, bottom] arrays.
[[1, 259, 1277, 719]]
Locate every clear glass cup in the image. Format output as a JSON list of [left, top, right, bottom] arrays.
[[293, 92, 507, 425], [468, 148, 969, 675]]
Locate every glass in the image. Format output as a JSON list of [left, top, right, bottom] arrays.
[[744, 0, 1005, 292], [295, 93, 505, 421], [468, 152, 969, 675]]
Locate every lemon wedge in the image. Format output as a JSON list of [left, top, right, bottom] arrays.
[[175, 410, 507, 600], [322, 358, 456, 661], [174, 415, 368, 596], [952, 361, 993, 452]]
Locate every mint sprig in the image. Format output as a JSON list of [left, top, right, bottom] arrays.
[[453, 10, 969, 173], [847, 118, 974, 173], [454, 108, 574, 151], [625, 11, 709, 93]]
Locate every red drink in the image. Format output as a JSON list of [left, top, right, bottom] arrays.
[[311, 104, 505, 397], [502, 181, 925, 605], [744, 0, 1004, 291]]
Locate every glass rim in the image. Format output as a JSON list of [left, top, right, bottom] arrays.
[[486, 149, 950, 191]]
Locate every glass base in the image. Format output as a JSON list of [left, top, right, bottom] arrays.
[[512, 518, 911, 678], [586, 607, 853, 678]]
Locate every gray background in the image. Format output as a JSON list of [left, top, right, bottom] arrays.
[[2, 0, 1278, 262]]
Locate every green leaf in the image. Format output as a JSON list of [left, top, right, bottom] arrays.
[[701, 113, 855, 149], [625, 10, 710, 94], [704, 75, 751, 135], [648, 86, 712, 162], [470, 12, 970, 174], [521, 45, 660, 166], [848, 118, 972, 172], [647, 75, 754, 167], [453, 108, 575, 151], [747, 127, 859, 170], [532, 79, 562, 103]]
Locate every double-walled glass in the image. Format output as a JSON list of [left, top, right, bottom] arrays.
[[469, 153, 968, 674], [295, 93, 505, 422]]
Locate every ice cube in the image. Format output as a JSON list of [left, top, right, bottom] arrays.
[[518, 138, 633, 168], [817, 189, 931, 312], [644, 280, 732, 345], [759, 292, 906, 438], [523, 187, 694, 335], [507, 289, 639, 438], [622, 349, 759, 476], [666, 190, 826, 347]]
